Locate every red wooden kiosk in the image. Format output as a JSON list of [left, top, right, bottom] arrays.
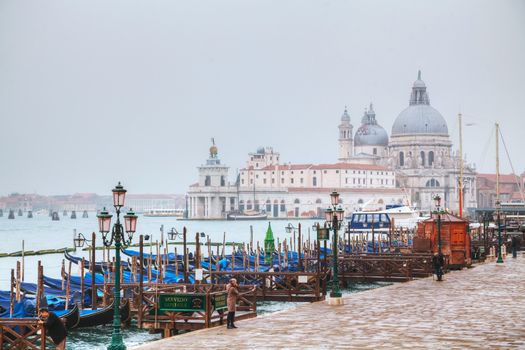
[[416, 213, 471, 269]]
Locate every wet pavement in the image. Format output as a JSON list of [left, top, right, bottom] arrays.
[[132, 254, 525, 349]]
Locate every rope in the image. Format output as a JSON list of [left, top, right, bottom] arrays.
[[499, 126, 525, 203]]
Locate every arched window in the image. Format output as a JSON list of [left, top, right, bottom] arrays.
[[425, 178, 441, 187], [357, 199, 364, 204], [420, 151, 425, 166], [254, 200, 260, 211], [247, 200, 252, 210], [315, 198, 322, 204], [280, 200, 286, 212], [399, 152, 404, 166], [266, 200, 271, 213], [239, 200, 245, 212], [313, 177, 317, 187], [429, 151, 434, 166], [294, 198, 300, 204]]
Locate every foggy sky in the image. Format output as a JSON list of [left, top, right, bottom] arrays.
[[1, 0, 524, 196]]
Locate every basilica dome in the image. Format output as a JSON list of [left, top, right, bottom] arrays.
[[391, 71, 448, 136], [355, 104, 389, 146]]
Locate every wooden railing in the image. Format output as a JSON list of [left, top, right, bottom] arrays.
[[0, 318, 49, 350], [205, 271, 328, 302], [336, 253, 433, 282]]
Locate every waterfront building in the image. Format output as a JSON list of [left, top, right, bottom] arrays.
[[384, 71, 477, 211], [187, 143, 238, 219], [476, 173, 525, 207]]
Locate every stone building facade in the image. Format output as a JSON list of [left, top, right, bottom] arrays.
[[187, 71, 481, 219]]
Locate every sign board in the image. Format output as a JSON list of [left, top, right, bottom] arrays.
[[195, 268, 203, 281], [159, 294, 206, 312], [212, 292, 228, 310], [298, 275, 308, 284], [317, 228, 329, 241]]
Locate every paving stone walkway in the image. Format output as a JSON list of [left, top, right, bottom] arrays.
[[132, 254, 525, 349]]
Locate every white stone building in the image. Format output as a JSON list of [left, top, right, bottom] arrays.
[[186, 71, 477, 219], [383, 71, 477, 211]]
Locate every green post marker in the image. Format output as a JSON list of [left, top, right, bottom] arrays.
[[264, 222, 275, 265]]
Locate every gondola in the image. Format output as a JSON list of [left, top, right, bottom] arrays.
[[76, 299, 130, 328], [64, 250, 129, 273], [55, 304, 80, 329]]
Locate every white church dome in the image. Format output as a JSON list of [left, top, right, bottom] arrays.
[[391, 71, 448, 136]]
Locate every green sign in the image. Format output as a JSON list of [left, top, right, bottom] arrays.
[[158, 294, 206, 312], [317, 227, 329, 241], [212, 292, 228, 310]]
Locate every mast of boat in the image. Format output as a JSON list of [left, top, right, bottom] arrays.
[[496, 122, 500, 203], [458, 113, 464, 217]]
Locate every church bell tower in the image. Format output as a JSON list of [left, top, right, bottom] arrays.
[[338, 107, 353, 162]]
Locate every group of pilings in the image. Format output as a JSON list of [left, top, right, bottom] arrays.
[[2, 209, 90, 220]]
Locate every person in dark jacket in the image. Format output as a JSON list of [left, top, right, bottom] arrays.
[[226, 278, 239, 329], [39, 298, 67, 350], [432, 253, 444, 281]]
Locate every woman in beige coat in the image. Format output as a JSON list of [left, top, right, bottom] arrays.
[[226, 278, 239, 329]]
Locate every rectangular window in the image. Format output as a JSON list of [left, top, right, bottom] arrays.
[[300, 178, 304, 184], [291, 178, 294, 184], [250, 179, 253, 184], [263, 179, 267, 184], [336, 170, 339, 174], [272, 178, 275, 184], [345, 178, 348, 184], [281, 178, 284, 184]]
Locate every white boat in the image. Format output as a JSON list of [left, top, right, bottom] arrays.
[[350, 204, 427, 231], [143, 208, 185, 218], [226, 210, 268, 221]]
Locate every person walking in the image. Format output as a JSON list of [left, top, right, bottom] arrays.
[[432, 253, 444, 281], [226, 278, 239, 329], [39, 298, 67, 350]]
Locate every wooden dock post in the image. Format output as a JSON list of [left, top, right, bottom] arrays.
[[15, 261, 20, 302], [10, 269, 14, 317], [80, 258, 85, 309], [183, 226, 188, 284], [138, 234, 144, 328], [298, 223, 302, 272], [91, 232, 97, 310], [195, 232, 201, 284], [21, 240, 25, 282]]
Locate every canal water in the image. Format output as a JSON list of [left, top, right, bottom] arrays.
[[0, 214, 390, 349]]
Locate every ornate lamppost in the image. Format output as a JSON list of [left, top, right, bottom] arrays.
[[97, 182, 138, 350], [433, 195, 443, 256], [324, 191, 344, 305], [495, 201, 504, 264]]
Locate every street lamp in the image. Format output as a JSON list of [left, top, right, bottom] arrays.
[[433, 195, 442, 256], [284, 223, 298, 233], [324, 191, 344, 304], [97, 182, 138, 350], [167, 227, 182, 241], [495, 201, 504, 264]]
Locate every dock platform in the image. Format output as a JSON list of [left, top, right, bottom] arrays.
[[132, 254, 525, 349]]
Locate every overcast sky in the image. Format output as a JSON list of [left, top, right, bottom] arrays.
[[0, 0, 524, 196]]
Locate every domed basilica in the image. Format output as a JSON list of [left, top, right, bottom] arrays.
[[338, 71, 477, 211]]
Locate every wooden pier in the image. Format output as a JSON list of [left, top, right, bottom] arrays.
[[0, 318, 48, 350]]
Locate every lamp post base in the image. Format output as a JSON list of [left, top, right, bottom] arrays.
[[327, 295, 344, 305]]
